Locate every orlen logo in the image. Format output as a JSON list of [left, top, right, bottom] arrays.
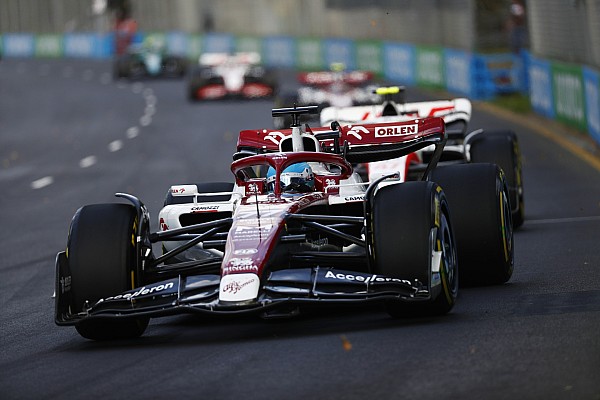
[[375, 124, 418, 137]]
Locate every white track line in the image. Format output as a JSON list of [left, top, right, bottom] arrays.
[[145, 104, 156, 116], [108, 140, 123, 152], [27, 65, 159, 191], [140, 115, 152, 126], [79, 156, 97, 168], [526, 216, 600, 225], [126, 126, 140, 139], [31, 176, 54, 189]]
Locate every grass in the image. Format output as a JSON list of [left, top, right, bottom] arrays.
[[491, 92, 532, 114]]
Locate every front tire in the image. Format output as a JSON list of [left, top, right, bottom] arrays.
[[68, 203, 148, 340], [371, 182, 458, 317]]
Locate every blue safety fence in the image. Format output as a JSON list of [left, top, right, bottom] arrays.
[[583, 66, 600, 143], [1, 31, 598, 147], [473, 53, 527, 97]]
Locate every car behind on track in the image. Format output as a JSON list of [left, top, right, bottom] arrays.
[[320, 86, 525, 228], [113, 40, 187, 80], [187, 52, 277, 101]]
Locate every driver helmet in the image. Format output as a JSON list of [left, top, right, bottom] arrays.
[[266, 162, 315, 193]]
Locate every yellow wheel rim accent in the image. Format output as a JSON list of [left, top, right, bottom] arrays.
[[500, 191, 509, 261]]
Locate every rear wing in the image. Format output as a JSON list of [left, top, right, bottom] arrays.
[[320, 98, 472, 137], [236, 117, 446, 165], [298, 70, 374, 86], [199, 52, 261, 66]]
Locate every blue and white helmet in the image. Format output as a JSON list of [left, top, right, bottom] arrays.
[[266, 162, 315, 193]]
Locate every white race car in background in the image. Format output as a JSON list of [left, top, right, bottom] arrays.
[[188, 52, 277, 101], [320, 86, 524, 228]]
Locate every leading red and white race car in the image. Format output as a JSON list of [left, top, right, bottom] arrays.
[[320, 86, 525, 228], [188, 52, 277, 101], [55, 106, 513, 340]]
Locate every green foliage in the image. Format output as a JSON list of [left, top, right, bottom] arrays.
[[491, 93, 531, 114]]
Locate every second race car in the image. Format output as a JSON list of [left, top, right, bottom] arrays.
[[320, 86, 525, 228]]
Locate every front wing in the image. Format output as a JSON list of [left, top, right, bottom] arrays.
[[55, 251, 428, 325]]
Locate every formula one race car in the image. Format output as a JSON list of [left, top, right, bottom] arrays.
[[55, 106, 513, 340], [274, 64, 380, 128], [113, 39, 187, 80], [321, 86, 525, 228], [188, 52, 277, 101]]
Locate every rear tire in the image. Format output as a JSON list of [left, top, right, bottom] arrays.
[[470, 130, 524, 228], [68, 203, 148, 340], [431, 163, 514, 286], [371, 182, 458, 317]]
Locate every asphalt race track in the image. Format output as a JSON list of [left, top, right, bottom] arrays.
[[1, 59, 599, 400]]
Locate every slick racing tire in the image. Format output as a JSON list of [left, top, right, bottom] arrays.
[[431, 163, 514, 286], [371, 181, 458, 317], [118, 56, 146, 80], [68, 204, 149, 340], [113, 56, 131, 79], [243, 67, 278, 99], [188, 73, 225, 101], [470, 130, 524, 228], [163, 56, 186, 77]]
